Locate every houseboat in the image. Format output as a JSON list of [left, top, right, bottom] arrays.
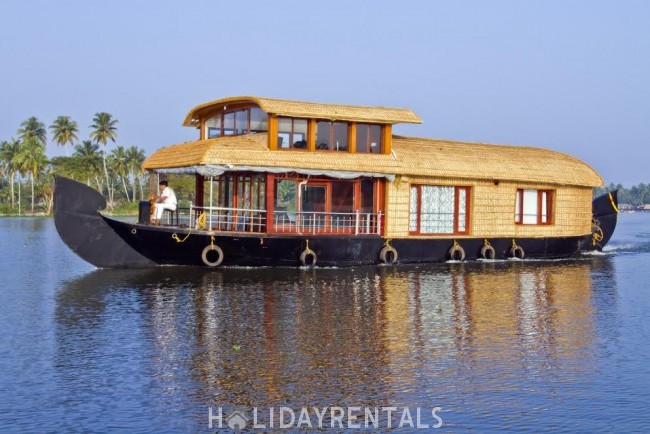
[[53, 96, 618, 268]]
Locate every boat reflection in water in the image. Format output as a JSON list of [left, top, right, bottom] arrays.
[[55, 258, 615, 429]]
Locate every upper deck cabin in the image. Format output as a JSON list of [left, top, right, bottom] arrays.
[[143, 96, 604, 240], [183, 96, 422, 154]]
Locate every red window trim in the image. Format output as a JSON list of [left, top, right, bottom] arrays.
[[515, 189, 554, 225], [409, 185, 471, 235], [269, 176, 385, 235]]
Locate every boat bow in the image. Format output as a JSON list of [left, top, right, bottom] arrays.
[[53, 176, 156, 268]]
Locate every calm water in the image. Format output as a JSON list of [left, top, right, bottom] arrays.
[[1, 215, 649, 433]]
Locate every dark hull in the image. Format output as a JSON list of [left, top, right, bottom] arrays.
[[104, 218, 589, 266], [590, 190, 619, 250], [53, 176, 618, 268], [53, 176, 155, 268]]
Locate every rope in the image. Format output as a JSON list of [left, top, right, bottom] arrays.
[[483, 239, 492, 248], [592, 219, 604, 246], [384, 238, 392, 248], [511, 239, 519, 249], [453, 239, 461, 249], [197, 212, 206, 230], [608, 192, 619, 214], [171, 231, 191, 243], [304, 239, 314, 254], [171, 211, 208, 244]]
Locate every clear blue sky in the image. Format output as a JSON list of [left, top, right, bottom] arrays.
[[1, 0, 648, 185]]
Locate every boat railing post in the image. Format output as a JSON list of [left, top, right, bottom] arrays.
[[366, 212, 371, 234], [189, 204, 193, 228], [355, 210, 360, 235], [377, 211, 382, 235], [208, 176, 213, 231]]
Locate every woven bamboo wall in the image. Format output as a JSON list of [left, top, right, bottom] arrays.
[[385, 175, 593, 239]]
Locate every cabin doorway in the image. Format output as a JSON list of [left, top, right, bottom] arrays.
[[301, 183, 329, 231]]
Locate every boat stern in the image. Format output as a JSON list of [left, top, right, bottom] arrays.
[[587, 190, 619, 251]]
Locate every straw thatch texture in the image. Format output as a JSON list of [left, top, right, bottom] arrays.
[[142, 134, 603, 188], [182, 96, 422, 126], [384, 175, 593, 238]]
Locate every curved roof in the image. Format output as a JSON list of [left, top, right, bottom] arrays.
[[182, 96, 422, 126], [143, 134, 603, 187]]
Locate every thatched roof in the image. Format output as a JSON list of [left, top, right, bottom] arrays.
[[142, 134, 603, 187], [182, 96, 422, 126]]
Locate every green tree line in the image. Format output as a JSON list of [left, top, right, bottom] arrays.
[[0, 114, 146, 215], [594, 183, 650, 206]]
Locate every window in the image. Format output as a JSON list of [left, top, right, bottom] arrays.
[[206, 115, 222, 139], [235, 110, 248, 134], [204, 107, 268, 138], [356, 124, 381, 153], [223, 112, 235, 135], [249, 108, 268, 133], [277, 117, 308, 149], [331, 181, 354, 213], [409, 185, 470, 235], [515, 189, 553, 224], [316, 121, 348, 151]]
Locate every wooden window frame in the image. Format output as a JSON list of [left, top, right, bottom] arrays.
[[276, 117, 309, 151], [204, 108, 254, 138], [409, 185, 471, 236], [314, 120, 350, 152], [267, 119, 391, 155], [355, 123, 383, 154], [515, 189, 554, 225]]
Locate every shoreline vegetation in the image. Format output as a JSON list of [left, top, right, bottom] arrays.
[[1, 113, 150, 217]]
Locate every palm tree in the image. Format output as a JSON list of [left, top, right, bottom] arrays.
[[125, 146, 146, 201], [74, 140, 103, 189], [0, 140, 8, 201], [17, 117, 47, 148], [110, 146, 131, 201], [74, 140, 101, 158], [0, 138, 22, 210], [16, 137, 48, 213], [89, 112, 118, 204], [50, 116, 79, 156]]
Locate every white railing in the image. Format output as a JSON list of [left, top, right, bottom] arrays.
[[273, 211, 382, 235], [190, 205, 266, 233], [173, 206, 383, 235]]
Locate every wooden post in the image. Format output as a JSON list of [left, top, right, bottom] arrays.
[[265, 173, 275, 233], [195, 174, 204, 208], [382, 124, 392, 154], [147, 171, 157, 200], [348, 123, 357, 153], [268, 116, 278, 150], [308, 119, 316, 152]]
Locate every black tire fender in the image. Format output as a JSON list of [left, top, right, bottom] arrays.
[[448, 243, 466, 261], [379, 245, 398, 264], [300, 249, 317, 267], [480, 244, 496, 260], [510, 245, 525, 259]]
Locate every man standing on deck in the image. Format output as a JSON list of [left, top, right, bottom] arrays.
[[151, 180, 177, 224]]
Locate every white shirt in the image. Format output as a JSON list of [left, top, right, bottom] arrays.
[[161, 186, 177, 206]]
